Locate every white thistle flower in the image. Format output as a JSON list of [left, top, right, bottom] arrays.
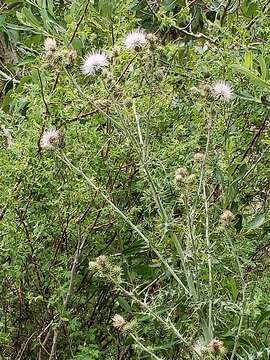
[[81, 52, 108, 75], [193, 340, 205, 355], [124, 29, 147, 50], [212, 81, 233, 102], [44, 38, 57, 52], [40, 129, 63, 150], [112, 314, 126, 330]]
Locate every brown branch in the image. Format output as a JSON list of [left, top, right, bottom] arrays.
[[37, 69, 49, 118], [68, 0, 91, 45], [232, 112, 269, 175]]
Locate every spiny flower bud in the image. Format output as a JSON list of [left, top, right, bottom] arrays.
[[66, 50, 77, 65], [196, 83, 212, 97], [112, 314, 126, 331], [111, 46, 121, 58], [220, 210, 234, 225], [186, 174, 196, 184], [103, 70, 114, 83], [146, 33, 158, 50], [125, 98, 133, 108], [146, 33, 157, 44]]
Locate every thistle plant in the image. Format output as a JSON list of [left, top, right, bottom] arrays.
[[0, 1, 269, 359]]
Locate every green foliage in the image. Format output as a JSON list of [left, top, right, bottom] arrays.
[[0, 0, 270, 359]]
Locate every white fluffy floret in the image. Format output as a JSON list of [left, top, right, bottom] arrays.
[[40, 129, 62, 150], [44, 38, 57, 52], [124, 29, 147, 50], [81, 52, 108, 75], [193, 340, 205, 355], [212, 81, 233, 102]]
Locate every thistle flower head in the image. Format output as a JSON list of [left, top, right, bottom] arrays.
[[96, 255, 108, 268], [207, 339, 225, 355], [40, 129, 63, 150], [124, 29, 147, 50], [175, 167, 189, 184], [44, 38, 57, 52], [193, 152, 204, 162], [220, 210, 234, 225], [212, 81, 233, 102], [66, 50, 77, 64], [112, 314, 126, 330], [193, 340, 205, 355], [81, 51, 108, 75], [111, 46, 121, 57]]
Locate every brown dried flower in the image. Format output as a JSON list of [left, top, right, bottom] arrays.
[[220, 210, 234, 225], [96, 255, 108, 268]]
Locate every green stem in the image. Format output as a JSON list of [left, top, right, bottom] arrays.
[[130, 333, 163, 360], [230, 284, 247, 360], [203, 184, 213, 339]]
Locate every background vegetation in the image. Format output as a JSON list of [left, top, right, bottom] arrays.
[[0, 0, 269, 359]]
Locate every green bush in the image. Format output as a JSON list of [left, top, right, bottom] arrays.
[[0, 1, 269, 359]]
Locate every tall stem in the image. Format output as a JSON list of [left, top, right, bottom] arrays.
[[203, 184, 213, 339]]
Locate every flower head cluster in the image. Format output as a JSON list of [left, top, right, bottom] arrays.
[[175, 167, 189, 184], [212, 81, 233, 102], [124, 29, 147, 50], [81, 52, 108, 75], [40, 129, 63, 150]]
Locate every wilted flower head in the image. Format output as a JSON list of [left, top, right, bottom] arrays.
[[66, 50, 77, 64], [212, 81, 233, 102], [44, 38, 57, 52], [112, 314, 126, 330], [220, 210, 234, 225], [81, 51, 108, 75], [207, 339, 225, 355], [96, 255, 108, 268], [175, 167, 189, 184], [193, 152, 204, 162], [111, 46, 121, 58], [146, 33, 157, 48], [124, 29, 147, 50], [40, 129, 63, 150]]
